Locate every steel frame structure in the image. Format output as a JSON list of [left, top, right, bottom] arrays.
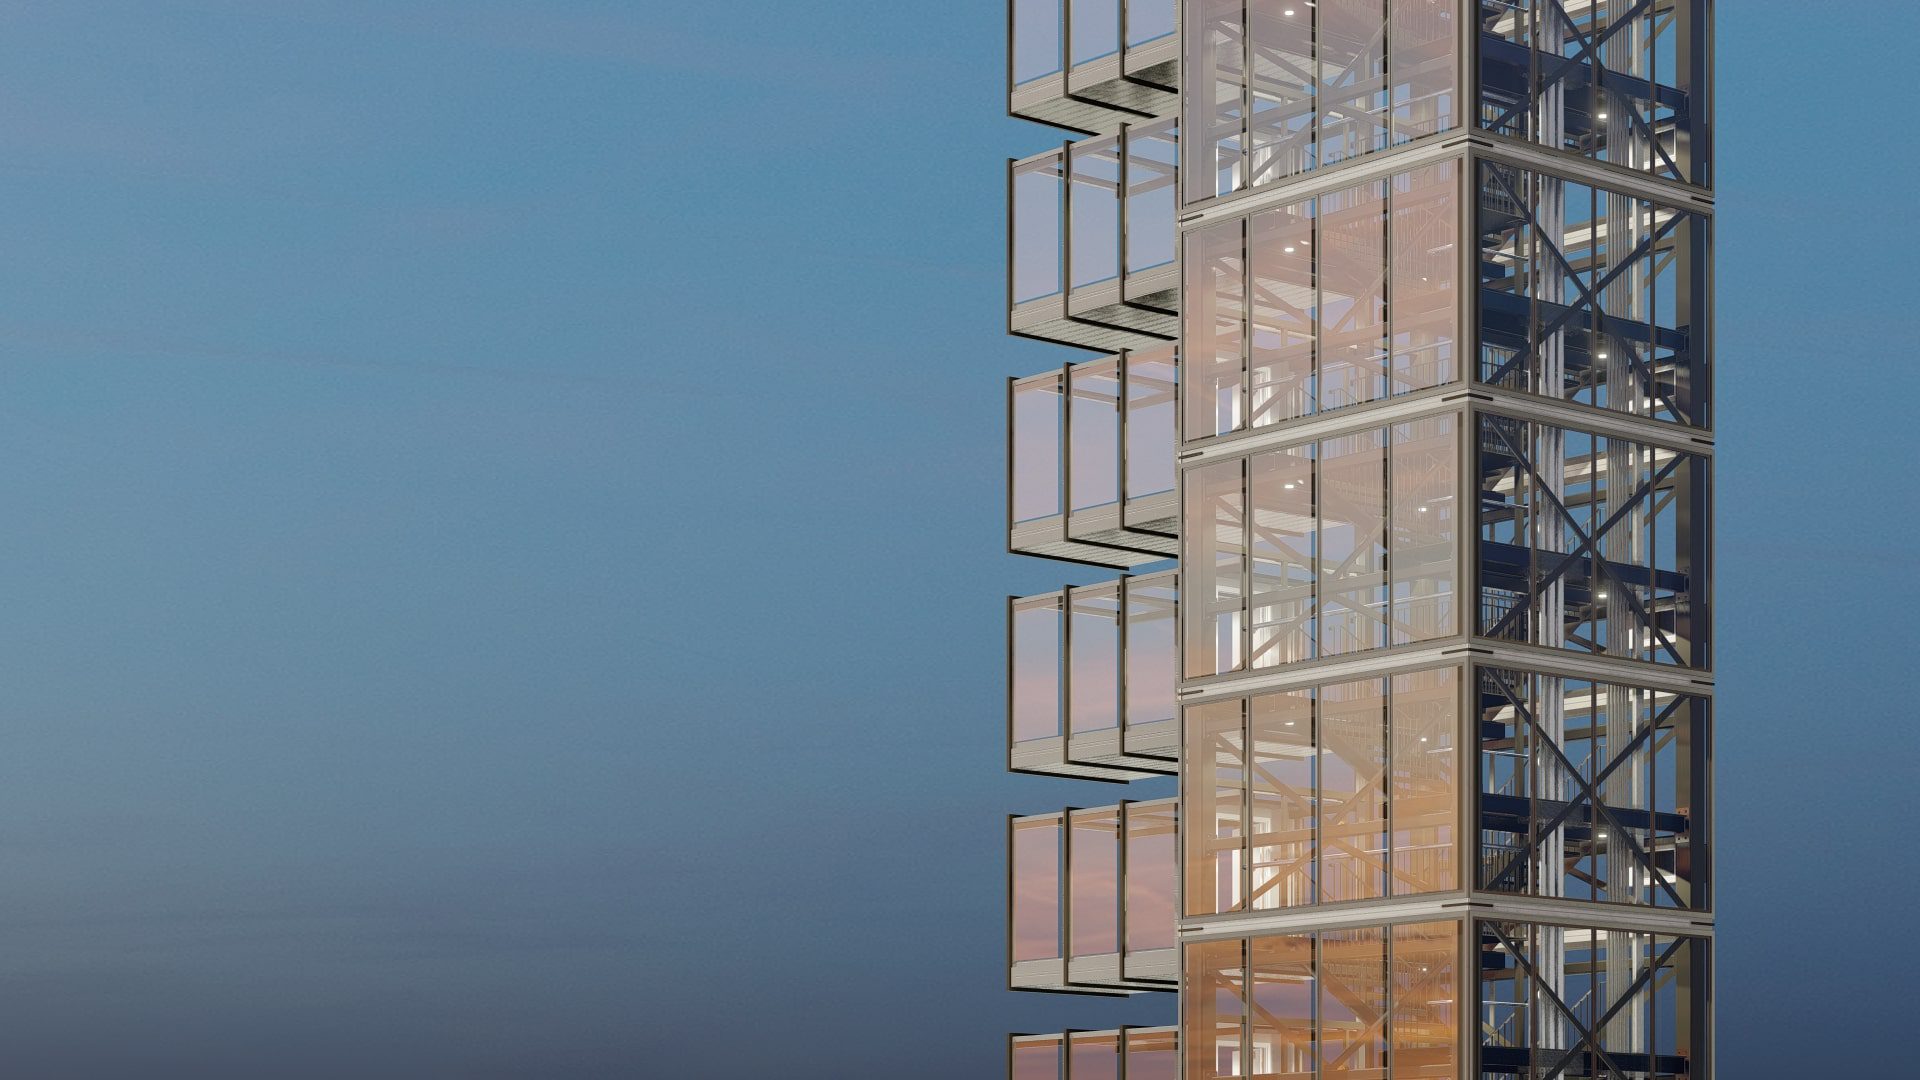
[[997, 3, 1714, 1076]]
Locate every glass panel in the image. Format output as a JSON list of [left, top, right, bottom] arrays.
[[1013, 1036, 1063, 1080], [1185, 939, 1246, 1080], [1319, 927, 1387, 1078], [1319, 678, 1387, 903], [1011, 374, 1063, 523], [1390, 668, 1457, 895], [1317, 181, 1388, 413], [1389, 162, 1458, 396], [1318, 0, 1389, 167], [1125, 802, 1177, 953], [1318, 427, 1387, 656], [1390, 414, 1457, 644], [1249, 443, 1316, 668], [1183, 700, 1245, 917], [1013, 156, 1064, 303], [1249, 690, 1315, 910], [1071, 0, 1120, 65], [1124, 1029, 1179, 1080], [1124, 347, 1178, 499], [1249, 933, 1316, 1079], [1184, 0, 1245, 202], [1183, 218, 1246, 442], [1013, 0, 1063, 86], [1390, 922, 1458, 1079], [1249, 199, 1316, 426], [1124, 575, 1178, 734], [1069, 360, 1122, 513], [1011, 816, 1062, 963], [1069, 584, 1121, 734], [1070, 1031, 1120, 1080], [1126, 120, 1180, 275], [1183, 459, 1246, 678], [1070, 808, 1121, 959], [1011, 595, 1063, 745], [1070, 137, 1122, 289], [1247, 2, 1314, 187], [1388, 0, 1456, 144]]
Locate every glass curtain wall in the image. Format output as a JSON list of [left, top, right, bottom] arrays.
[[1010, 802, 1179, 989], [1010, 1029, 1180, 1080], [1182, 414, 1460, 680], [1182, 667, 1459, 918], [1010, 349, 1177, 540], [1183, 921, 1460, 1079], [1478, 0, 1711, 187], [1184, 162, 1460, 444], [1012, 121, 1179, 308], [1183, 0, 1459, 203], [1477, 161, 1710, 429]]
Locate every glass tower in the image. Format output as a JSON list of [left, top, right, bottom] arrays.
[[1004, 3, 1713, 1078]]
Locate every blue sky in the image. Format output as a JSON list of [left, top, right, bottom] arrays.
[[0, 2, 1910, 1077]]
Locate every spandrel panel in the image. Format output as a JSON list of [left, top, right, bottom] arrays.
[[1011, 376, 1063, 523], [1319, 678, 1388, 903], [1011, 816, 1062, 963], [1248, 690, 1315, 911], [1183, 699, 1245, 917], [1011, 596, 1062, 744]]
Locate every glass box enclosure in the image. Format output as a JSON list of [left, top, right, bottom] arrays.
[[1182, 921, 1461, 1079], [1011, 802, 1179, 993], [1012, 122, 1181, 353], [1477, 161, 1711, 430], [1011, 348, 1179, 567], [1184, 161, 1461, 445], [1181, 412, 1461, 680], [1479, 0, 1712, 188], [1011, 571, 1179, 779], [1182, 667, 1460, 917], [1010, 1028, 1179, 1080], [1182, 0, 1461, 204], [1011, 0, 1180, 136]]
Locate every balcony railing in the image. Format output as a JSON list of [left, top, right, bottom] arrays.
[[1010, 121, 1179, 353], [1009, 801, 1177, 994], [1010, 1027, 1178, 1080], [1010, 570, 1177, 780], [1010, 0, 1178, 136], [1009, 347, 1177, 567]]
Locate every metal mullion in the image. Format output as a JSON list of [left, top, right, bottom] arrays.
[[1240, 216, 1253, 438], [1062, 139, 1077, 314], [1118, 800, 1132, 979], [1240, 0, 1252, 198], [1240, 453, 1253, 677], [1061, 804, 1077, 988], [1117, 571, 1132, 756], [1119, 125, 1132, 295], [1063, 583, 1076, 772]]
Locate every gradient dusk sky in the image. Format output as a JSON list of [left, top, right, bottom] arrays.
[[0, 2, 1910, 1077]]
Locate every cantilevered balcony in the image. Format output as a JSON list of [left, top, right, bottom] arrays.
[[1010, 0, 1178, 135], [1011, 122, 1179, 353], [1010, 571, 1177, 780], [1010, 348, 1177, 567], [1010, 1028, 1177, 1080], [1010, 802, 1177, 994]]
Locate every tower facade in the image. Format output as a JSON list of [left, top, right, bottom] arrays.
[[1004, 4, 1712, 1079]]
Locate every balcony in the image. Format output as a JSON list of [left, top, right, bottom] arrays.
[[1010, 121, 1179, 353], [1010, 348, 1177, 567], [1010, 0, 1178, 136], [1009, 801, 1177, 994], [1010, 571, 1177, 780], [1010, 1028, 1177, 1080]]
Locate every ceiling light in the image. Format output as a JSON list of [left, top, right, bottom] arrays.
[[1597, 351, 1609, 359], [1284, 7, 1295, 14], [1284, 245, 1296, 253], [1417, 506, 1429, 513], [1597, 111, 1609, 120], [1596, 591, 1609, 599]]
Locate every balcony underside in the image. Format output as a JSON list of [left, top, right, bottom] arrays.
[[1011, 946, 1177, 995], [1011, 265, 1178, 353], [1010, 38, 1178, 136], [1011, 491, 1177, 568], [1011, 719, 1178, 780]]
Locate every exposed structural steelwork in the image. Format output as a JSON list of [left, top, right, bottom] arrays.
[[996, 3, 1715, 1077]]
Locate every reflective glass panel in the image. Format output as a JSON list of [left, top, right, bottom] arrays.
[[1070, 137, 1122, 289], [1012, 375, 1062, 523], [1013, 157, 1064, 303], [1069, 583, 1121, 734], [1125, 802, 1177, 953], [1011, 595, 1062, 744], [1069, 360, 1122, 513], [1069, 808, 1121, 959], [1011, 816, 1061, 962], [1125, 348, 1178, 500]]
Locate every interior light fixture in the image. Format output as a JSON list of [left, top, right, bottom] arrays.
[[1284, 7, 1295, 15], [1284, 245, 1296, 253], [1598, 112, 1609, 120]]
